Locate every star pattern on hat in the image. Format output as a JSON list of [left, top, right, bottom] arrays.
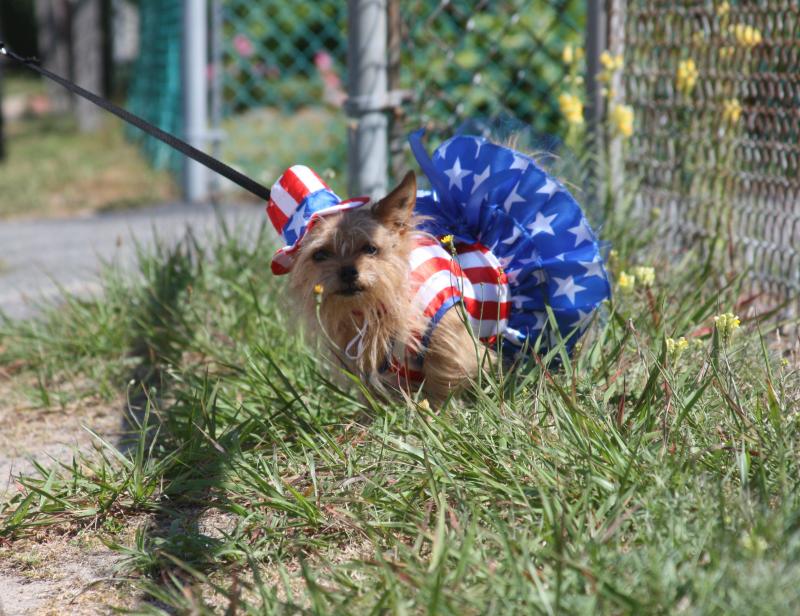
[[511, 294, 534, 309], [436, 138, 451, 159], [285, 204, 308, 241]]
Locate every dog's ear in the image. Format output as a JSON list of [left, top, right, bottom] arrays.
[[371, 171, 416, 232]]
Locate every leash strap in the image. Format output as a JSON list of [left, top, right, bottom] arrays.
[[0, 42, 271, 202]]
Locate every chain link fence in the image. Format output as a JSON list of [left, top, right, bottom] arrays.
[[394, 0, 584, 137], [622, 0, 799, 298], [216, 0, 348, 189], [211, 0, 586, 193], [390, 0, 585, 179]]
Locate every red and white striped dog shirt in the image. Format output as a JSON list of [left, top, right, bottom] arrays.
[[384, 234, 510, 386]]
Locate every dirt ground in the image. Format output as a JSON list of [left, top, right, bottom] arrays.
[[0, 371, 374, 614], [0, 377, 141, 615]]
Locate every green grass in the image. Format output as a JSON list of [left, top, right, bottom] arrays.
[[3, 73, 47, 98], [0, 212, 798, 614], [221, 106, 347, 192], [0, 112, 176, 219]]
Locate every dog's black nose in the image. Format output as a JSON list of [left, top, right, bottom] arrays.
[[339, 265, 358, 283]]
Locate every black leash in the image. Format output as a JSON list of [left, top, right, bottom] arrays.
[[0, 41, 271, 202]]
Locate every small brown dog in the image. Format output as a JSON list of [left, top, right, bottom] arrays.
[[286, 171, 485, 400], [267, 136, 611, 402]]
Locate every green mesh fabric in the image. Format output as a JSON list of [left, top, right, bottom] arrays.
[[126, 0, 184, 174]]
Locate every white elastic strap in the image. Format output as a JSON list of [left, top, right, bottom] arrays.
[[345, 319, 369, 360]]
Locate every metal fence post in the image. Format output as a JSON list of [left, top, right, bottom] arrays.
[[585, 0, 607, 132], [209, 0, 223, 195], [0, 40, 4, 163], [182, 0, 208, 202], [346, 0, 388, 199], [607, 0, 626, 202], [72, 0, 103, 132], [35, 0, 73, 113], [585, 0, 608, 212], [386, 0, 404, 184]]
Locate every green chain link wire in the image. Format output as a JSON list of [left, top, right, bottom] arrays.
[[126, 0, 184, 174], [127, 1, 584, 192], [399, 0, 585, 142]]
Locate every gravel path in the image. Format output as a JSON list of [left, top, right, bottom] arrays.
[[0, 202, 265, 320]]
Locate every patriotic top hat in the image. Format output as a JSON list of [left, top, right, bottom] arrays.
[[267, 165, 370, 275]]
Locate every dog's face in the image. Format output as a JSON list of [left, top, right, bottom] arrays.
[[288, 171, 418, 317]]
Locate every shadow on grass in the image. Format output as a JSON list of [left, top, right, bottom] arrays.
[[0, 216, 362, 610], [109, 220, 338, 610]]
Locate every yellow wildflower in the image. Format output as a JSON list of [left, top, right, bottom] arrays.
[[722, 98, 742, 123], [666, 336, 689, 359], [692, 31, 707, 47], [314, 284, 324, 295], [730, 23, 762, 47], [562, 44, 575, 65], [739, 531, 768, 556], [719, 46, 735, 60], [716, 1, 730, 17], [418, 399, 432, 412], [714, 312, 741, 340], [618, 271, 635, 293], [632, 266, 655, 287], [558, 93, 584, 125], [599, 51, 624, 71], [597, 51, 624, 83], [609, 104, 634, 138], [676, 59, 699, 95]]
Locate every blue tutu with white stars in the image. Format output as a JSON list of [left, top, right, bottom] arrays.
[[408, 129, 611, 357]]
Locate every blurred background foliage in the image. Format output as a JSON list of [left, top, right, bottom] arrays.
[[397, 0, 585, 141], [211, 0, 584, 188]]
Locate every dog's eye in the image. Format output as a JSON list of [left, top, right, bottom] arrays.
[[312, 249, 331, 262], [362, 244, 379, 255]]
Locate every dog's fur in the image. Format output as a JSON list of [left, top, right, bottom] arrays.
[[288, 171, 484, 400]]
